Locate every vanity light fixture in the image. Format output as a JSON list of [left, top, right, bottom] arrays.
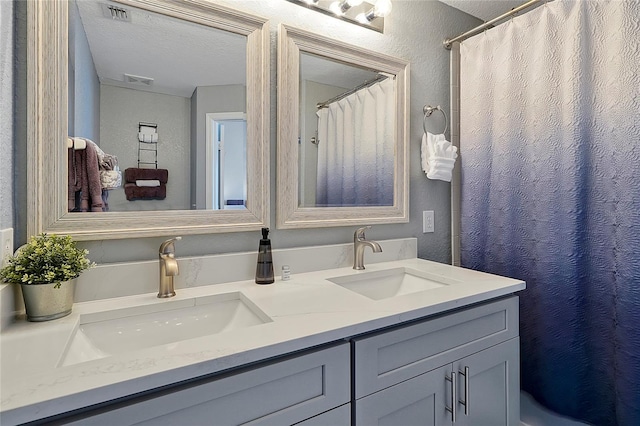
[[286, 0, 389, 33], [356, 0, 392, 23], [330, 0, 364, 16]]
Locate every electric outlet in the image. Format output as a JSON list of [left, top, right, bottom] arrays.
[[423, 211, 434, 233], [1, 228, 14, 268]]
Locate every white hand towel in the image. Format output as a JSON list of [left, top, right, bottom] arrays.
[[136, 179, 161, 187], [138, 132, 156, 143], [421, 132, 458, 182]]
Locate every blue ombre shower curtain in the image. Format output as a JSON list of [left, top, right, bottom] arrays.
[[459, 1, 640, 425]]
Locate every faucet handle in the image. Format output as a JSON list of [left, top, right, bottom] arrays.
[[354, 226, 372, 241], [159, 236, 182, 255]]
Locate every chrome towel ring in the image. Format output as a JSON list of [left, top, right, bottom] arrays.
[[423, 105, 448, 135]]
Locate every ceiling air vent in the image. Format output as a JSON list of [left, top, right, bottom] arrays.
[[101, 3, 131, 22], [124, 74, 154, 86]]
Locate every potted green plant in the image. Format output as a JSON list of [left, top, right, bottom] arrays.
[[0, 233, 94, 322]]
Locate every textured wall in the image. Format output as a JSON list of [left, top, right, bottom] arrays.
[[99, 85, 191, 211], [0, 1, 13, 230], [10, 1, 480, 264], [68, 0, 100, 142]]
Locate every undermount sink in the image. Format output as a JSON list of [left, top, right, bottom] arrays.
[[328, 267, 458, 300], [60, 292, 271, 367]]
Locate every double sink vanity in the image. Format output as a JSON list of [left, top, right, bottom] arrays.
[[1, 238, 524, 425], [10, 0, 526, 424]]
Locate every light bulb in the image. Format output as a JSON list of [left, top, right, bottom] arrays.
[[373, 0, 392, 17], [302, 0, 320, 4], [355, 12, 368, 23], [329, 1, 344, 15], [331, 0, 363, 15]]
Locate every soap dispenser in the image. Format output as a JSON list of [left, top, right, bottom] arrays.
[[255, 227, 275, 285]]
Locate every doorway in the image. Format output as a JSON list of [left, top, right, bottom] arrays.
[[205, 112, 247, 210]]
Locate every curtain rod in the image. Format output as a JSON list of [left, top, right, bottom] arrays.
[[317, 74, 390, 109], [443, 0, 541, 49]]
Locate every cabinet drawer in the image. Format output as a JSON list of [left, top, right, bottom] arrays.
[[353, 297, 518, 398], [294, 403, 351, 425], [65, 342, 350, 426]]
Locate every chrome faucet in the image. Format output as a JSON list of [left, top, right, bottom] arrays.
[[158, 236, 181, 298], [353, 226, 382, 270]]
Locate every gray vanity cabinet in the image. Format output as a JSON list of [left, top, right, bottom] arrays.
[[63, 343, 350, 426], [352, 297, 520, 426], [40, 298, 519, 426]]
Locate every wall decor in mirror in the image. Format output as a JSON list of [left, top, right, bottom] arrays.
[[27, 0, 269, 240], [277, 24, 409, 229]]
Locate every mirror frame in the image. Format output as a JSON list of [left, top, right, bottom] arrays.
[[27, 0, 270, 240], [276, 24, 410, 229]]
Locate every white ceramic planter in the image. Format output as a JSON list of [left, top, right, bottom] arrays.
[[20, 280, 76, 322]]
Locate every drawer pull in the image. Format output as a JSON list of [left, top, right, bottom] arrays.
[[445, 372, 456, 423], [459, 366, 469, 416]]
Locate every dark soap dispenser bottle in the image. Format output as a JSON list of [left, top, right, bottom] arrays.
[[255, 227, 275, 285]]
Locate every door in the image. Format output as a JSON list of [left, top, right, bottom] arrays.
[[205, 112, 247, 210], [355, 364, 452, 426], [454, 338, 520, 426]]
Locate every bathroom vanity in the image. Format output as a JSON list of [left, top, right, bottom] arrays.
[[0, 241, 524, 425]]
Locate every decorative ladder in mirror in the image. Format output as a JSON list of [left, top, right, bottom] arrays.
[[137, 122, 158, 169]]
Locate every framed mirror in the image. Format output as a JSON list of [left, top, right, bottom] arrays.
[[27, 0, 269, 240], [277, 24, 409, 229]]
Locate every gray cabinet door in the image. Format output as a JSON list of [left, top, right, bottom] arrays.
[[454, 338, 520, 426], [355, 365, 452, 426]]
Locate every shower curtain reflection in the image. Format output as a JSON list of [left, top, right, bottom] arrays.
[[315, 77, 395, 207]]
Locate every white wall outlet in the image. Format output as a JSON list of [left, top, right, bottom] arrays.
[[422, 211, 434, 233], [1, 228, 14, 268]]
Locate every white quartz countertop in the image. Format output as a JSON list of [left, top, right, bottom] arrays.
[[0, 258, 524, 424]]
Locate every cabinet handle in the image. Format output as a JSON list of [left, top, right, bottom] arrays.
[[459, 366, 470, 416], [445, 372, 456, 423]]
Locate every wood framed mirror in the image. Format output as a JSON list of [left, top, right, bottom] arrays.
[[27, 0, 269, 240], [276, 24, 409, 229]]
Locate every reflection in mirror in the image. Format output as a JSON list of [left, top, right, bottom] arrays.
[[26, 0, 269, 240], [68, 0, 247, 212], [277, 24, 409, 229], [299, 53, 395, 208]]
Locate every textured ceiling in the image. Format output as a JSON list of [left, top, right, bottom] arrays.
[[74, 0, 247, 98], [438, 0, 529, 22]]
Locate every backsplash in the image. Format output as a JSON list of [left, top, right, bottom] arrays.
[[0, 237, 417, 325], [75, 238, 416, 302]]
